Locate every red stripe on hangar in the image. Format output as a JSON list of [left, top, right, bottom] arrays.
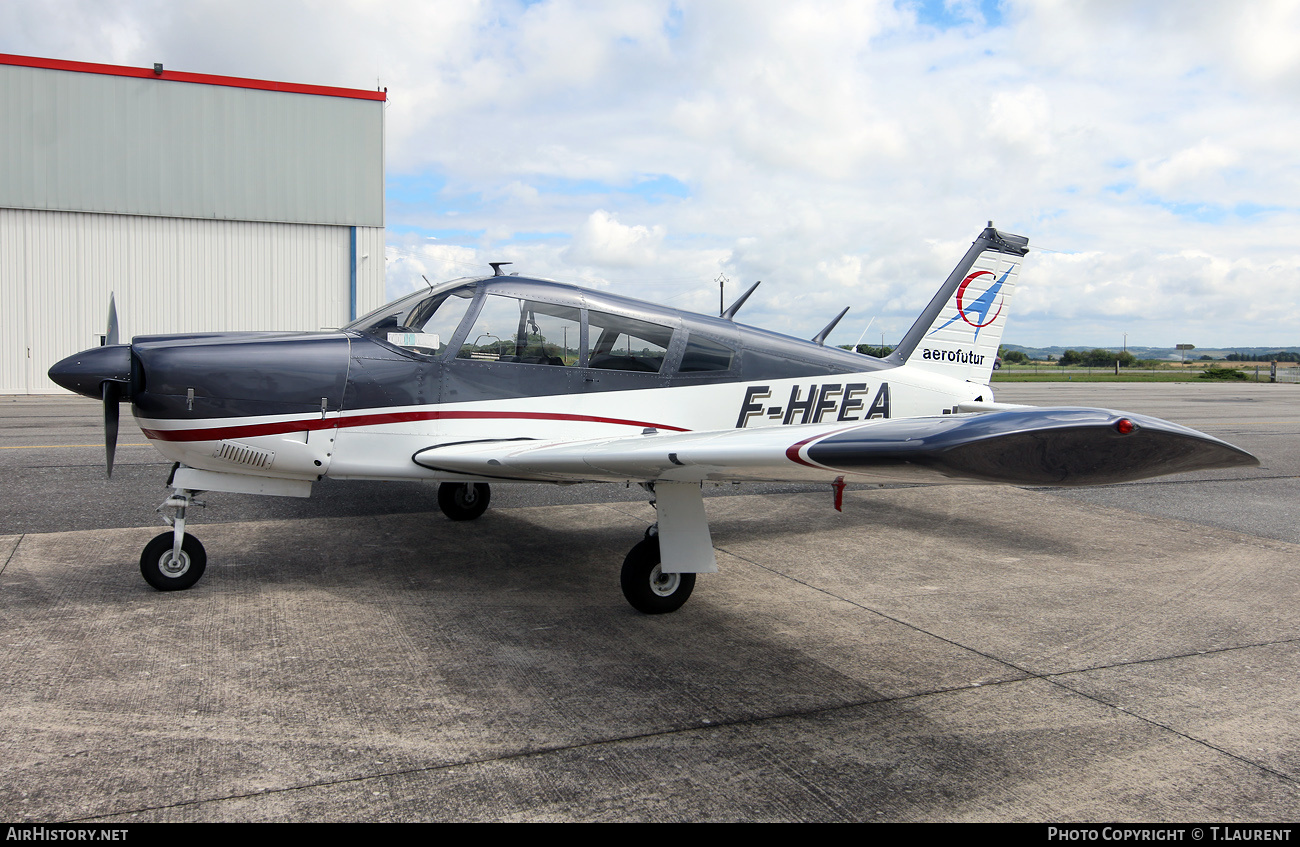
[[0, 53, 387, 100], [140, 410, 692, 442]]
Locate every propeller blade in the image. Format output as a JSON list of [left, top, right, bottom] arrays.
[[105, 294, 119, 346], [103, 381, 120, 479]]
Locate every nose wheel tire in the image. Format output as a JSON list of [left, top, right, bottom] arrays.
[[140, 532, 207, 591], [438, 482, 492, 521], [620, 537, 695, 614]]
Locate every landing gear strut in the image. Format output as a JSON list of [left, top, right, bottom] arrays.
[[438, 482, 491, 521], [619, 481, 715, 614], [140, 490, 207, 591]]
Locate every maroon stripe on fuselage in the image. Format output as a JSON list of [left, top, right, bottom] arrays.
[[783, 422, 865, 470], [139, 410, 692, 442], [785, 434, 823, 469]]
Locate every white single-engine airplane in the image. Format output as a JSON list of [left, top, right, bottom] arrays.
[[50, 224, 1257, 613]]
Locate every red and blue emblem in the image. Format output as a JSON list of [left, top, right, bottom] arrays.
[[929, 268, 1011, 340]]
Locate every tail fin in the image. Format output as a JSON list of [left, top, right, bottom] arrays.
[[889, 223, 1029, 384]]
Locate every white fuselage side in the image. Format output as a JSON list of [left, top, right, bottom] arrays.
[[135, 362, 991, 484]]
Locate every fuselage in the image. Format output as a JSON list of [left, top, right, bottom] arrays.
[[113, 275, 992, 484]]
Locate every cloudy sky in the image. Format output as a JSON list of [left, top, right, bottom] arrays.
[[5, 0, 1300, 348]]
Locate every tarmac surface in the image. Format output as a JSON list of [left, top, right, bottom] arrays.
[[2, 382, 1298, 822]]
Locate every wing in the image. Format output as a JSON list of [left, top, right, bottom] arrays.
[[414, 407, 1258, 487]]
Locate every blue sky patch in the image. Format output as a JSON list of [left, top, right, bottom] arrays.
[[532, 173, 690, 202], [1151, 200, 1226, 224], [385, 224, 487, 241], [385, 174, 448, 205], [1233, 202, 1284, 219], [387, 171, 690, 219], [909, 0, 1003, 30]]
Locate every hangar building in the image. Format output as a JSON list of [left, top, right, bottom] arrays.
[[0, 53, 387, 393]]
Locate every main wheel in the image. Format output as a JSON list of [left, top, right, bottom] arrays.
[[620, 537, 695, 614], [140, 531, 207, 591], [438, 482, 491, 521]]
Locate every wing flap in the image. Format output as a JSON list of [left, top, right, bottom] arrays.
[[412, 408, 1258, 486]]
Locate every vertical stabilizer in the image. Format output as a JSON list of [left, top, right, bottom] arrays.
[[889, 224, 1029, 384]]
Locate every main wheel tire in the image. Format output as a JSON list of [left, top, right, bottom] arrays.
[[438, 482, 491, 521], [140, 531, 207, 591], [620, 537, 695, 614]]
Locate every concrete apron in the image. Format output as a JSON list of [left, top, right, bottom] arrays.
[[2, 486, 1297, 821]]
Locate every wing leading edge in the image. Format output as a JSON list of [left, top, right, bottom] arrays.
[[413, 408, 1258, 487]]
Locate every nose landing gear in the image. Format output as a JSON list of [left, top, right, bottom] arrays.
[[140, 490, 206, 591]]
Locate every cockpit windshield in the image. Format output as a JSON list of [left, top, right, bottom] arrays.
[[344, 283, 477, 356]]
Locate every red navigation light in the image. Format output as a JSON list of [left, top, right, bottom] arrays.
[[1115, 418, 1136, 435]]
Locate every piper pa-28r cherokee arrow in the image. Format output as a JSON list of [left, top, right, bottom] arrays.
[[50, 224, 1258, 613]]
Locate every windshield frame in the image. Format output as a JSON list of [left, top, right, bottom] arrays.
[[343, 278, 480, 334]]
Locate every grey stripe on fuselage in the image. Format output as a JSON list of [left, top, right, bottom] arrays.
[[132, 277, 900, 421]]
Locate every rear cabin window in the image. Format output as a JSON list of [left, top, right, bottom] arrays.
[[586, 311, 673, 373], [458, 294, 582, 365], [679, 334, 735, 372]]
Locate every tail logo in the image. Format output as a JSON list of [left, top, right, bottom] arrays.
[[930, 268, 1011, 340]]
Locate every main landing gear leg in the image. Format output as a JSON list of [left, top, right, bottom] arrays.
[[620, 482, 716, 614], [140, 489, 207, 591]]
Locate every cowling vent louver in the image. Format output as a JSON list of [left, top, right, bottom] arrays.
[[212, 441, 275, 469]]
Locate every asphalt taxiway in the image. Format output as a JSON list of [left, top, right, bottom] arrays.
[[1, 383, 1297, 821]]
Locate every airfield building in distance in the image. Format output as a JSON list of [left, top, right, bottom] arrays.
[[0, 53, 386, 393]]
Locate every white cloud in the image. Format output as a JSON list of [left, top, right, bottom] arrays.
[[6, 0, 1300, 345], [1136, 140, 1239, 198], [985, 86, 1053, 158], [563, 210, 666, 267]]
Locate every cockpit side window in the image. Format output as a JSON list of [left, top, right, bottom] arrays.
[[348, 286, 475, 357], [458, 294, 581, 365], [586, 311, 673, 373]]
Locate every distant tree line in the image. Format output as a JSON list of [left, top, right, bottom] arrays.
[[1224, 351, 1300, 362], [841, 344, 895, 357], [1055, 349, 1138, 367]]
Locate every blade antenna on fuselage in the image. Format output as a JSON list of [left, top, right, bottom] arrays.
[[812, 306, 850, 346], [721, 281, 761, 321]]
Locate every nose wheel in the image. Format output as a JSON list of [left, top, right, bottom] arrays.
[[140, 531, 206, 591]]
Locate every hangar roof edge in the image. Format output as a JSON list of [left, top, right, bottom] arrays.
[[0, 53, 387, 102]]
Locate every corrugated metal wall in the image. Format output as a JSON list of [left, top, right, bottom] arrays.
[[1, 208, 386, 393], [0, 63, 383, 227]]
